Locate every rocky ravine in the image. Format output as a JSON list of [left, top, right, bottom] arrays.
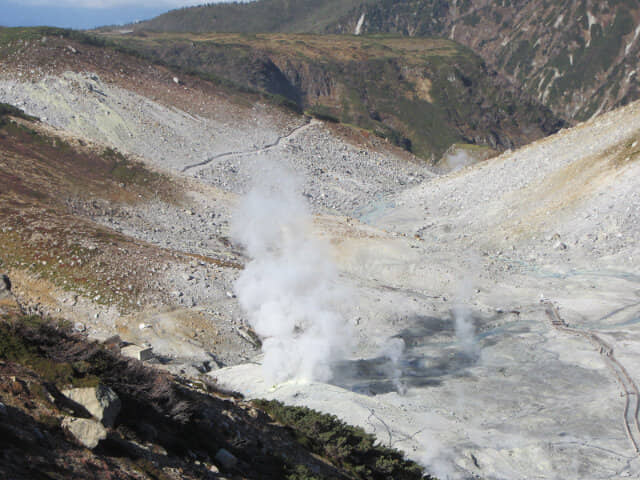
[[1, 32, 640, 480], [331, 0, 640, 122], [102, 31, 563, 161]]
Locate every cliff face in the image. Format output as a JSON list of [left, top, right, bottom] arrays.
[[139, 0, 640, 123], [328, 0, 640, 122]]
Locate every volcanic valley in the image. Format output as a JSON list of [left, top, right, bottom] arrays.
[[0, 27, 639, 480]]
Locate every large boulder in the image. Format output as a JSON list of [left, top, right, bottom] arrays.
[[61, 385, 121, 427], [62, 417, 107, 449], [121, 344, 154, 361]]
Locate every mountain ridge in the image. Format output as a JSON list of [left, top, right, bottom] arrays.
[[1, 17, 640, 480], [136, 0, 640, 123]]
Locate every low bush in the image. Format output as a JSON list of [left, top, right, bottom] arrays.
[[253, 399, 428, 480]]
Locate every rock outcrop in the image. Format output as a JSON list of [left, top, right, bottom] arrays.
[[121, 344, 154, 361], [214, 448, 238, 470], [0, 314, 424, 479], [61, 417, 108, 449], [99, 33, 562, 161], [61, 385, 121, 427], [0, 274, 11, 297], [328, 1, 640, 122], [139, 0, 640, 123]]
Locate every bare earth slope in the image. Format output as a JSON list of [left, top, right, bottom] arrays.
[[100, 31, 562, 161], [0, 31, 432, 374]]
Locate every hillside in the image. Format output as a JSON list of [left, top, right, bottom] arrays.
[[100, 31, 562, 161], [137, 0, 640, 122], [0, 299, 425, 479], [329, 0, 640, 122], [0, 26, 436, 370], [134, 0, 374, 34], [0, 51, 428, 477]]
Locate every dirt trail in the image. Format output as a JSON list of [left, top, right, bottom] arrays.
[[544, 301, 640, 454], [181, 118, 318, 173]]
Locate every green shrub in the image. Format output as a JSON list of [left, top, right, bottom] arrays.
[[253, 399, 427, 480]]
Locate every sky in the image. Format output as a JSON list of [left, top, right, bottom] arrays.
[[0, 1, 244, 29]]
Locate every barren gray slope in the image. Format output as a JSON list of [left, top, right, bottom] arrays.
[[217, 102, 640, 479], [0, 71, 432, 217]]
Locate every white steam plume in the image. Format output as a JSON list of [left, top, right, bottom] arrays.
[[452, 276, 478, 358], [445, 150, 475, 172], [418, 420, 460, 480], [379, 337, 406, 394], [232, 160, 352, 384]]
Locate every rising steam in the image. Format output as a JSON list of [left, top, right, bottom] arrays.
[[379, 337, 406, 395], [452, 276, 479, 358], [232, 160, 352, 384]]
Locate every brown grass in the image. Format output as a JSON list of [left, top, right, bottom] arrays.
[[0, 117, 184, 312], [118, 32, 462, 64]]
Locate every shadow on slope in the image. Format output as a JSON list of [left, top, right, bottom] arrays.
[[331, 313, 485, 395]]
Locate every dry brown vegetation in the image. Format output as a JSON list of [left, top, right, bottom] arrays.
[[0, 111, 184, 312], [121, 32, 461, 64]]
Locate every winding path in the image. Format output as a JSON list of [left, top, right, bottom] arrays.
[[181, 118, 318, 173], [544, 301, 640, 454]]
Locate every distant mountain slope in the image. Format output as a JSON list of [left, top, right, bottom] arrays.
[[136, 0, 375, 34], [329, 0, 640, 122], [105, 31, 562, 160], [136, 0, 640, 122]]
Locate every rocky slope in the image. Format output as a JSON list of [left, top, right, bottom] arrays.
[[215, 91, 640, 480], [0, 291, 424, 479], [0, 28, 434, 376], [329, 0, 640, 122], [0, 54, 428, 477], [139, 0, 640, 122]]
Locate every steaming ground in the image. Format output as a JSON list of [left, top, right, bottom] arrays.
[[2, 64, 640, 479], [216, 102, 640, 479]]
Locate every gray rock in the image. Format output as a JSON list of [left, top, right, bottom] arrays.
[[121, 344, 154, 362], [62, 417, 107, 449], [215, 448, 237, 470], [61, 385, 121, 427]]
